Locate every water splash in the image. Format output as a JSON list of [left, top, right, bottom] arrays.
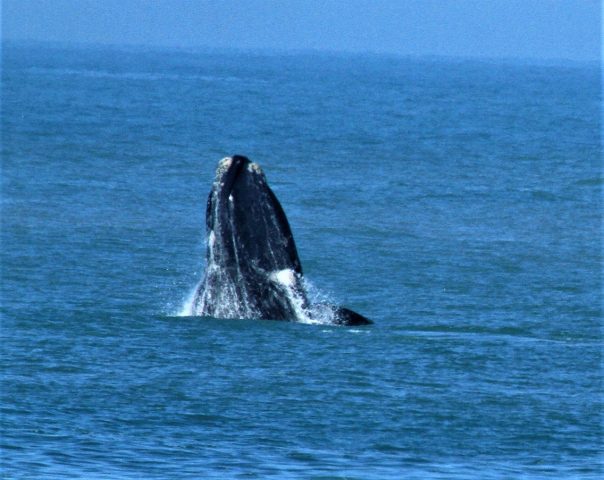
[[176, 281, 201, 317], [177, 268, 340, 324], [299, 278, 339, 325]]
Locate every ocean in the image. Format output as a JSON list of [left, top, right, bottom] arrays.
[[1, 42, 601, 478]]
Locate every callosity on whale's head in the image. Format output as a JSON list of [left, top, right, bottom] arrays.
[[192, 155, 372, 326]]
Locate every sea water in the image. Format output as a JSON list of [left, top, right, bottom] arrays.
[[1, 43, 601, 478]]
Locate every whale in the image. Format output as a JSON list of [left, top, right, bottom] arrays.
[[191, 155, 371, 326]]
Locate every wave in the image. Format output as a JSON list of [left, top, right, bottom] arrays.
[[26, 67, 263, 84]]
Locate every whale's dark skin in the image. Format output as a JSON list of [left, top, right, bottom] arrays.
[[192, 155, 371, 326]]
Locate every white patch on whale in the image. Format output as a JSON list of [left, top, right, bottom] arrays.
[[270, 268, 296, 287], [268, 269, 322, 324], [248, 162, 263, 174]]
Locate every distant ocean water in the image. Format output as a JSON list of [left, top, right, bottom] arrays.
[[1, 43, 601, 479]]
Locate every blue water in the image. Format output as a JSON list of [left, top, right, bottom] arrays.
[[1, 42, 602, 478]]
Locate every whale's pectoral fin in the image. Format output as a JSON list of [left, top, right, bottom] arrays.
[[333, 306, 373, 326]]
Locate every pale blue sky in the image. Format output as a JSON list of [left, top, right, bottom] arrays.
[[2, 0, 601, 62]]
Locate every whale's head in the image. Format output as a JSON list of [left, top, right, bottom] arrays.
[[206, 155, 302, 275], [197, 155, 305, 319]]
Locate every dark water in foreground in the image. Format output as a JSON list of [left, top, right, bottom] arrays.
[[1, 43, 602, 478]]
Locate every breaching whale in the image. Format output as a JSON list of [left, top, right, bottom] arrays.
[[191, 155, 371, 326]]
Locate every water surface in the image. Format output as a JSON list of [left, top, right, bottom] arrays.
[[1, 43, 602, 478]]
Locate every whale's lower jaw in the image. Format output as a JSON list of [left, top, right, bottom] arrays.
[[192, 155, 372, 327]]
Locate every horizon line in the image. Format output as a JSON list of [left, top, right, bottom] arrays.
[[2, 37, 600, 68]]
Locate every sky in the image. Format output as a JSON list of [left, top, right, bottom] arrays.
[[1, 0, 601, 62]]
